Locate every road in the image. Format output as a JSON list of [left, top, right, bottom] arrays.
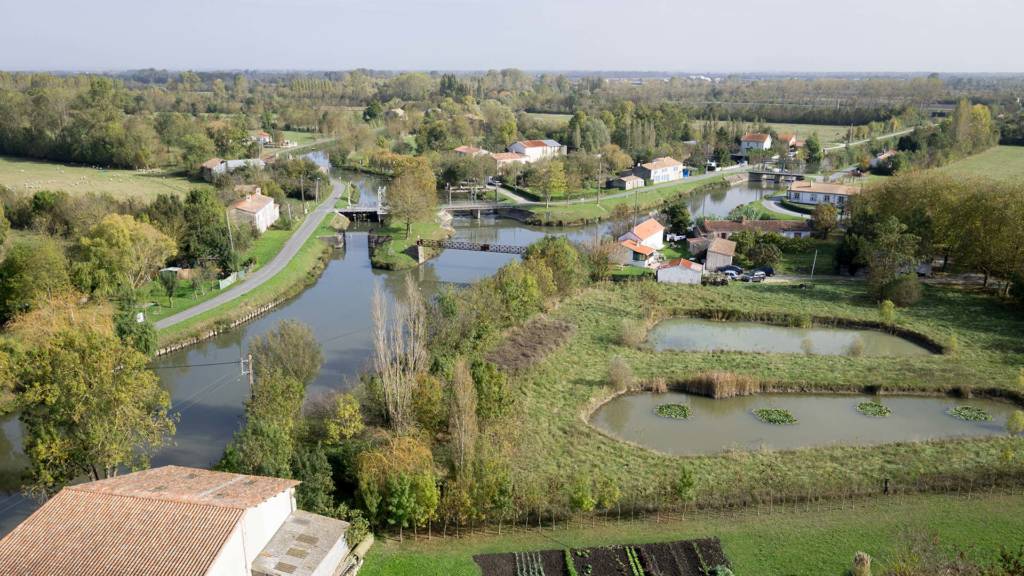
[[761, 198, 810, 219], [155, 187, 342, 330], [823, 127, 917, 152]]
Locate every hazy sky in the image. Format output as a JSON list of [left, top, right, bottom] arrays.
[[3, 0, 1021, 72]]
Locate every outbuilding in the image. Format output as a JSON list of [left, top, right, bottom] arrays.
[[657, 258, 704, 284], [705, 237, 737, 271]]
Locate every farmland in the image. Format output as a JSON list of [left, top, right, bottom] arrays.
[[0, 155, 209, 202], [695, 121, 853, 146], [937, 145, 1024, 181]]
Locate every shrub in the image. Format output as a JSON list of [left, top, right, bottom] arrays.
[[881, 274, 922, 307], [879, 299, 897, 328], [948, 405, 992, 422], [753, 408, 798, 425], [645, 377, 668, 394], [609, 356, 634, 392], [857, 401, 892, 417], [618, 318, 647, 348], [847, 337, 865, 357], [679, 372, 761, 399], [852, 551, 872, 576], [656, 404, 691, 420], [1008, 410, 1024, 436], [710, 567, 734, 576]]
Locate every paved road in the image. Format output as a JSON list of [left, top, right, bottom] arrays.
[[155, 187, 342, 330], [762, 198, 810, 219]]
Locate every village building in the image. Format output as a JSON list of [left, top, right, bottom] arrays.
[[609, 174, 644, 190], [705, 237, 737, 271], [251, 130, 273, 146], [786, 180, 859, 208], [454, 145, 490, 157], [657, 258, 704, 284], [776, 133, 798, 148], [632, 156, 685, 184], [231, 188, 280, 233], [491, 151, 529, 170], [201, 158, 266, 182], [506, 139, 566, 163], [618, 217, 665, 252], [740, 133, 772, 155], [700, 218, 813, 239], [385, 108, 406, 120], [0, 466, 358, 576], [613, 239, 659, 268]]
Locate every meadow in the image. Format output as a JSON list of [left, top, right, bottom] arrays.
[[937, 145, 1024, 181], [0, 155, 208, 201]]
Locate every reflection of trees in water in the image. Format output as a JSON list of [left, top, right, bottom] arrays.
[[0, 418, 28, 492], [376, 264, 442, 307]]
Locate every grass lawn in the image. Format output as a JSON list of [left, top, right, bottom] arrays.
[[751, 198, 804, 221], [776, 238, 837, 275], [660, 243, 691, 260], [370, 220, 451, 270], [695, 121, 852, 146], [937, 145, 1024, 181], [523, 112, 573, 128], [467, 279, 1024, 529], [156, 213, 336, 346], [528, 177, 727, 225], [361, 492, 1024, 576], [0, 155, 209, 202], [611, 265, 653, 278]]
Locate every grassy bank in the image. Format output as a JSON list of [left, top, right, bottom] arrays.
[[937, 145, 1024, 181], [362, 491, 1024, 576], [526, 177, 728, 226], [484, 280, 1024, 514], [370, 220, 451, 270], [155, 214, 336, 347], [0, 155, 210, 201]]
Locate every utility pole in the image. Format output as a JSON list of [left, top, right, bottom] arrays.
[[810, 249, 818, 278], [225, 209, 235, 254], [315, 178, 320, 204], [242, 353, 255, 400], [301, 173, 307, 214]]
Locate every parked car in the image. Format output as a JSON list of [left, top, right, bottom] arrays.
[[752, 270, 767, 279], [739, 274, 764, 283], [753, 266, 775, 277], [723, 269, 740, 280], [720, 265, 743, 275]]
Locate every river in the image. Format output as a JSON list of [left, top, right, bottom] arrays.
[[0, 167, 784, 533]]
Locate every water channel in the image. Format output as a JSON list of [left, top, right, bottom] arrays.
[[648, 318, 933, 356], [590, 392, 1017, 455], [0, 165, 795, 533]]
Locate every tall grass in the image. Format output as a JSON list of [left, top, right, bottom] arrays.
[[672, 372, 763, 399]]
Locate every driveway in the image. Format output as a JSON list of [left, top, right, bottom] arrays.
[[762, 198, 810, 219], [155, 187, 342, 330]]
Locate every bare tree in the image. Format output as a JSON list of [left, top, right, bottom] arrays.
[[372, 276, 428, 432], [448, 358, 478, 477]]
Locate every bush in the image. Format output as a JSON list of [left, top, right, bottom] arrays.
[[618, 318, 647, 348], [881, 274, 922, 307], [852, 551, 872, 576], [679, 372, 761, 399], [608, 356, 634, 392], [753, 408, 798, 425]]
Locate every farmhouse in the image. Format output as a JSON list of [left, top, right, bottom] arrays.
[[454, 145, 489, 157], [231, 189, 280, 233], [777, 133, 797, 148], [252, 130, 273, 145], [633, 156, 685, 184], [491, 151, 529, 169], [613, 239, 659, 268], [740, 133, 772, 155], [506, 139, 566, 163], [705, 237, 737, 271], [609, 174, 644, 190], [657, 258, 704, 284], [0, 466, 357, 576], [700, 218, 813, 239], [618, 217, 665, 251], [200, 157, 225, 181], [786, 180, 859, 208]]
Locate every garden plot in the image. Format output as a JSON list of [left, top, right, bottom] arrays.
[[473, 538, 730, 576]]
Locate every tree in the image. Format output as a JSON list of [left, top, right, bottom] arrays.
[[387, 157, 437, 239], [182, 188, 232, 270], [0, 237, 71, 323], [537, 160, 567, 208], [158, 271, 178, 307], [16, 327, 175, 497], [72, 214, 177, 295], [811, 203, 838, 238], [747, 242, 782, 267], [570, 475, 596, 513], [249, 319, 323, 387], [804, 133, 823, 163], [673, 463, 696, 503], [372, 276, 428, 432], [357, 436, 439, 528], [113, 292, 157, 355], [471, 360, 510, 421], [324, 393, 365, 444], [879, 299, 897, 329], [449, 359, 478, 478], [1008, 410, 1024, 437], [664, 201, 693, 236], [867, 216, 919, 301], [293, 443, 336, 515]]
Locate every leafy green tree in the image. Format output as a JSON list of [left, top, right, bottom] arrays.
[[1007, 410, 1024, 437], [218, 418, 293, 478], [0, 237, 71, 323], [324, 393, 365, 444], [293, 443, 336, 515], [804, 133, 823, 163], [811, 203, 838, 238], [570, 475, 596, 513], [113, 293, 157, 355], [387, 157, 437, 239], [363, 101, 383, 122], [879, 299, 897, 328], [250, 319, 323, 387], [748, 242, 782, 267], [72, 214, 177, 295], [158, 271, 178, 307], [674, 463, 696, 503], [16, 327, 175, 496], [357, 436, 439, 528], [523, 235, 585, 297], [867, 216, 919, 301], [537, 160, 567, 208], [471, 360, 510, 421], [664, 202, 693, 235], [182, 188, 232, 269]]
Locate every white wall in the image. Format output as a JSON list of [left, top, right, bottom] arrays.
[[204, 524, 247, 576], [241, 490, 296, 568], [657, 266, 702, 284]]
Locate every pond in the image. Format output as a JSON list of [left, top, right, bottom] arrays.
[[647, 318, 933, 356], [590, 392, 1018, 455]]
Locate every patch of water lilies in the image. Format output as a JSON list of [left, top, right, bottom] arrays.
[[948, 405, 992, 422], [753, 408, 797, 425], [857, 401, 892, 417], [656, 404, 692, 420]]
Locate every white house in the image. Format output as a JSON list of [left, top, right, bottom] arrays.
[[700, 219, 813, 239], [705, 237, 737, 271], [786, 180, 859, 208], [618, 217, 665, 252], [506, 140, 566, 163], [0, 466, 358, 576], [740, 133, 772, 155], [609, 174, 644, 190], [231, 188, 280, 233], [613, 240, 659, 268], [454, 145, 489, 157], [252, 130, 273, 146], [633, 157, 685, 184], [491, 151, 529, 170], [657, 258, 704, 284]]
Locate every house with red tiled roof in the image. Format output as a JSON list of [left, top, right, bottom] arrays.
[[231, 187, 280, 233], [777, 133, 797, 148], [633, 156, 686, 184], [740, 133, 773, 155], [0, 465, 359, 576], [506, 139, 565, 163], [700, 218, 812, 239], [613, 239, 659, 268], [454, 145, 489, 157], [657, 258, 704, 284], [251, 130, 273, 146], [618, 217, 665, 252]]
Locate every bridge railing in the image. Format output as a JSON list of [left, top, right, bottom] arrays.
[[417, 238, 527, 255]]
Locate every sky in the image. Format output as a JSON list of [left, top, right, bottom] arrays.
[[2, 0, 1021, 73]]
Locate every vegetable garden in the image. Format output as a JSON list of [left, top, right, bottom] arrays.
[[474, 539, 730, 576]]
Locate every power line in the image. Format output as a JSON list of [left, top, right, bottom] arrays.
[[151, 360, 242, 370]]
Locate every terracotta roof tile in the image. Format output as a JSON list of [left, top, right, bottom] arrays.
[[640, 157, 682, 171], [200, 158, 224, 169], [232, 193, 276, 215], [708, 237, 737, 257], [788, 180, 859, 196], [630, 218, 665, 241], [620, 240, 655, 256], [741, 133, 771, 143], [659, 258, 703, 271]]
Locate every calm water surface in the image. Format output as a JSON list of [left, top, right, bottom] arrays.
[[648, 318, 932, 356], [591, 392, 1017, 455]]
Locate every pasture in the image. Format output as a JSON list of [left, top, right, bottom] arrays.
[[938, 145, 1024, 181], [0, 156, 207, 202]]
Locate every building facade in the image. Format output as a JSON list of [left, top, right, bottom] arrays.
[[231, 190, 280, 233], [633, 157, 684, 184], [506, 140, 566, 163], [786, 180, 859, 208]]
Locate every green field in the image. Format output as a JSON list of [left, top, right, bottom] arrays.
[[696, 121, 852, 146], [527, 177, 728, 225], [938, 145, 1024, 181], [0, 156, 208, 202], [522, 112, 573, 128], [362, 492, 1024, 576]]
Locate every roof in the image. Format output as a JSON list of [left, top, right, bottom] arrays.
[[225, 158, 265, 169], [234, 184, 262, 195], [200, 157, 224, 169], [0, 466, 299, 576], [741, 133, 771, 143], [659, 258, 703, 272], [640, 156, 683, 171], [617, 175, 643, 182], [620, 240, 655, 256], [701, 219, 811, 234], [454, 145, 488, 155], [630, 217, 665, 241], [708, 238, 737, 257], [252, 511, 350, 576], [232, 192, 276, 214], [777, 133, 796, 143], [516, 139, 560, 148], [491, 152, 527, 162], [788, 180, 860, 196]]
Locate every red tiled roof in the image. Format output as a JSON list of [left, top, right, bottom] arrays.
[[741, 133, 771, 143], [491, 152, 527, 162], [454, 145, 487, 155], [701, 219, 811, 234], [788, 180, 860, 196], [641, 157, 682, 171], [659, 258, 703, 271], [518, 139, 551, 148], [630, 217, 665, 241], [708, 237, 737, 257], [620, 240, 655, 256], [231, 192, 275, 214], [200, 158, 224, 169]]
